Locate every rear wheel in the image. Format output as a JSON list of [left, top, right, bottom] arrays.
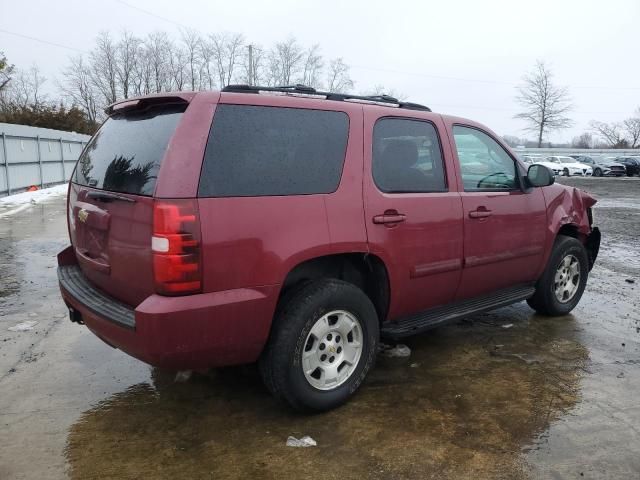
[[563, 168, 570, 177], [259, 279, 379, 411], [527, 235, 589, 316]]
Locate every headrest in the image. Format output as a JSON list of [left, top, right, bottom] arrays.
[[382, 140, 418, 169]]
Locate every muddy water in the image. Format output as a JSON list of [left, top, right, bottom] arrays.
[[1, 178, 639, 479]]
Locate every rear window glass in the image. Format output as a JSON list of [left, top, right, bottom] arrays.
[[73, 104, 185, 196], [198, 105, 349, 197]]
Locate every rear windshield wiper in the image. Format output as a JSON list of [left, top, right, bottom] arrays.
[[87, 191, 136, 203]]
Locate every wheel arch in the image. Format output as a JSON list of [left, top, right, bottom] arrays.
[[278, 252, 390, 324]]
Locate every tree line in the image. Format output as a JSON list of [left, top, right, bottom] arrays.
[[0, 30, 357, 134], [61, 29, 355, 126]]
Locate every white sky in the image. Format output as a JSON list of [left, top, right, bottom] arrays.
[[2, 0, 639, 142]]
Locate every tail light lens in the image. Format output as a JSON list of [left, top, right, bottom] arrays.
[[152, 199, 202, 296]]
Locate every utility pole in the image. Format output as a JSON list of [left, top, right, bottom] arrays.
[[248, 44, 253, 86]]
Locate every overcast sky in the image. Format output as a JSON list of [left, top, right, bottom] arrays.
[[2, 0, 639, 142]]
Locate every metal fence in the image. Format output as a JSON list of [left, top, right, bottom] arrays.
[[0, 123, 90, 197], [514, 147, 640, 158]]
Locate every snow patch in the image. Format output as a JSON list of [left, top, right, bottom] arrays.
[[8, 320, 39, 332], [1, 184, 68, 206], [379, 343, 411, 358], [0, 184, 68, 218], [286, 436, 317, 447]]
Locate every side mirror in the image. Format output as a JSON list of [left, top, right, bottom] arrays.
[[526, 164, 555, 187]]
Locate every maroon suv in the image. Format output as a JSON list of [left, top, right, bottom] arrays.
[[58, 85, 600, 411]]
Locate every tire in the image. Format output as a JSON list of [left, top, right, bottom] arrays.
[[259, 279, 379, 411], [563, 168, 570, 177], [527, 235, 589, 316], [594, 168, 602, 177]]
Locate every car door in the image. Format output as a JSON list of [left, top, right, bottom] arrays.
[[363, 112, 464, 320], [448, 124, 547, 300]]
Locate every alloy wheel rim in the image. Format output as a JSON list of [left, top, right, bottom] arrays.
[[554, 254, 581, 303], [302, 310, 363, 391]]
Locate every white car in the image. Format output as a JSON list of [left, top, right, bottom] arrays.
[[531, 159, 562, 176], [543, 156, 593, 177]]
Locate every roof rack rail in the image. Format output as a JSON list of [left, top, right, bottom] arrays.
[[221, 84, 431, 112]]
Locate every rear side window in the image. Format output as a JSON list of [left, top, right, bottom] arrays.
[[73, 104, 185, 196], [198, 105, 349, 197], [372, 118, 447, 193]]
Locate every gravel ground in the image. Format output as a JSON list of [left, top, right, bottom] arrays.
[[0, 177, 638, 479]]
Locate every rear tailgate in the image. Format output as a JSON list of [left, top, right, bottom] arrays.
[[68, 99, 188, 306]]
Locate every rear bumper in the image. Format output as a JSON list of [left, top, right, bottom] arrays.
[[57, 248, 279, 370]]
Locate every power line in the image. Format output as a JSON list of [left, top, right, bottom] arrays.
[[0, 28, 84, 53], [114, 0, 201, 33]]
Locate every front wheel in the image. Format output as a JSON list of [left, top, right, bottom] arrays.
[[594, 168, 602, 177], [259, 279, 379, 411], [527, 235, 589, 316]]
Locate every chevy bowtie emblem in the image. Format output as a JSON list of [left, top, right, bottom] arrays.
[[78, 209, 89, 223]]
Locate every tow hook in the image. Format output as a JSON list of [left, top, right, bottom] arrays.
[[68, 306, 84, 325]]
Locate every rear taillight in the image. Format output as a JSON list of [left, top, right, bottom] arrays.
[[152, 199, 202, 296]]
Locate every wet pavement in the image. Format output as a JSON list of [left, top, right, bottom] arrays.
[[1, 177, 639, 479]]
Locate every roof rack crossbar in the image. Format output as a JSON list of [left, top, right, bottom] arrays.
[[221, 84, 431, 112]]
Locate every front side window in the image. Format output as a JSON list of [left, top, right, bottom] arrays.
[[452, 126, 517, 191], [372, 118, 446, 193], [198, 105, 349, 197]]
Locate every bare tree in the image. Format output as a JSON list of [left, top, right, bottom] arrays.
[[8, 66, 47, 108], [208, 33, 244, 88], [299, 45, 323, 88], [131, 45, 153, 96], [116, 31, 141, 99], [267, 37, 304, 86], [61, 56, 99, 124], [167, 43, 187, 91], [181, 29, 202, 91], [0, 51, 14, 95], [326, 58, 354, 93], [515, 61, 573, 147], [571, 132, 593, 149], [622, 109, 640, 148], [590, 121, 628, 148], [361, 84, 406, 101], [502, 135, 525, 148], [90, 32, 119, 105], [199, 38, 215, 90], [145, 32, 171, 93]]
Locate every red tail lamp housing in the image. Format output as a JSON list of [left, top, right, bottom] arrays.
[[152, 199, 202, 295]]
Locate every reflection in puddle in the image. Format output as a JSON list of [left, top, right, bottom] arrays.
[[65, 307, 588, 479]]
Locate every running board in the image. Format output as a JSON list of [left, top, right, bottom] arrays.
[[381, 285, 535, 340]]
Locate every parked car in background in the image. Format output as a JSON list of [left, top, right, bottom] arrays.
[[57, 85, 601, 411], [518, 154, 543, 164], [615, 157, 640, 176], [529, 158, 561, 175], [545, 156, 593, 176], [569, 155, 626, 177]]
